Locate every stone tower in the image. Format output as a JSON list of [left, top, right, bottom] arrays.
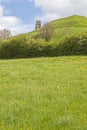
[[35, 20, 41, 30]]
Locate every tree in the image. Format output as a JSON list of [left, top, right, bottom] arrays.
[[0, 29, 12, 41], [38, 23, 55, 42]]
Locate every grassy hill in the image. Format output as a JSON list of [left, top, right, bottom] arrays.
[[0, 56, 87, 130], [51, 15, 87, 42], [28, 15, 87, 43], [0, 15, 87, 59]]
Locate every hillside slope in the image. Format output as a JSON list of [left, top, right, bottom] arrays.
[[28, 15, 87, 43], [51, 15, 87, 42]]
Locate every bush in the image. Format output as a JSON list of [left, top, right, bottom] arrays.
[[0, 35, 48, 59], [26, 39, 48, 57], [0, 35, 28, 59], [57, 34, 87, 55], [0, 34, 87, 59]]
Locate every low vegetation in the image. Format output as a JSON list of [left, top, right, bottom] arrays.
[[0, 56, 87, 130], [0, 33, 87, 59]]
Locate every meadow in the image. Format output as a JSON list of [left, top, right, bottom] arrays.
[[0, 56, 87, 130]]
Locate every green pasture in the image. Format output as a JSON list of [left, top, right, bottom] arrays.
[[0, 56, 87, 130]]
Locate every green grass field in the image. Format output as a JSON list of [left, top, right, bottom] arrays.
[[0, 56, 87, 130]]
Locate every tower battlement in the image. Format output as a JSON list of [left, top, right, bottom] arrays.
[[35, 20, 41, 30]]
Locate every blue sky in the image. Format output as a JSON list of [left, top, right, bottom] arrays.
[[1, 0, 42, 23], [0, 0, 87, 35]]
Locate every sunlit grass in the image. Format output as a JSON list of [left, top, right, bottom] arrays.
[[28, 15, 87, 43], [0, 56, 87, 130]]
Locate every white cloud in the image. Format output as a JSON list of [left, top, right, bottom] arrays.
[[10, 24, 34, 35], [0, 5, 34, 35], [0, 16, 21, 27], [36, 13, 61, 24], [33, 0, 87, 23]]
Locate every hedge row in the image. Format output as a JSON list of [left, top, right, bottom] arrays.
[[53, 34, 87, 56], [0, 34, 87, 59]]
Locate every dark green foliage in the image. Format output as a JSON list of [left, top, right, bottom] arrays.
[[26, 39, 48, 57], [0, 33, 87, 59], [0, 35, 48, 59], [0, 34, 28, 59], [57, 34, 87, 56]]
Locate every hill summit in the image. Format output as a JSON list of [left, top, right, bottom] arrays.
[[29, 15, 87, 42], [50, 15, 87, 41]]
